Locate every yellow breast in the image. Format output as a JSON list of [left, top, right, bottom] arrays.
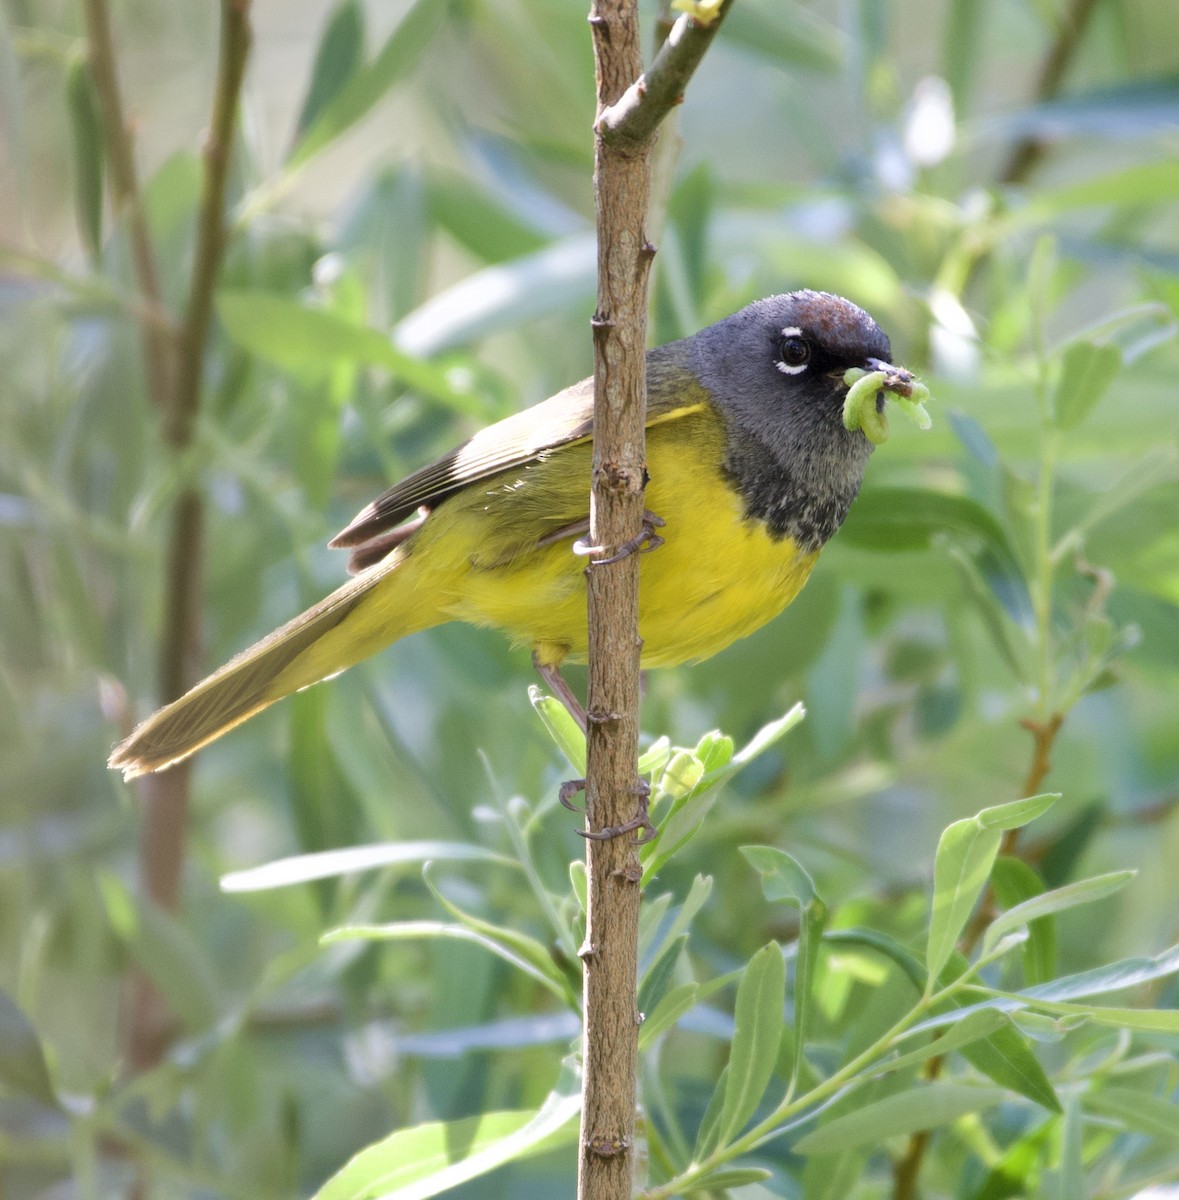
[[416, 403, 819, 669]]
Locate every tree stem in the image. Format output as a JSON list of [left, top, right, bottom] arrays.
[[580, 2, 651, 1192], [124, 0, 253, 1073]]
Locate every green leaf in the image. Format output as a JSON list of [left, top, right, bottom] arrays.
[[795, 1083, 1007, 1155], [638, 934, 686, 1018], [643, 705, 805, 877], [823, 928, 927, 993], [682, 1167, 774, 1193], [67, 56, 104, 263], [991, 857, 1055, 985], [312, 1090, 581, 1200], [960, 1019, 1061, 1113], [947, 545, 1032, 685], [99, 874, 222, 1034], [721, 3, 842, 72], [427, 175, 549, 263], [221, 842, 512, 892], [1022, 943, 1179, 1002], [290, 0, 449, 169], [640, 875, 713, 993], [926, 795, 1058, 982], [841, 487, 1022, 581], [1060, 1095, 1083, 1199], [0, 989, 58, 1109], [982, 870, 1134, 954], [1085, 1086, 1179, 1143], [880, 1008, 1007, 1077], [713, 943, 786, 1148], [639, 982, 700, 1048], [294, 0, 365, 141], [1053, 339, 1122, 431], [528, 686, 586, 773], [1033, 158, 1179, 215], [741, 846, 828, 1088], [216, 291, 472, 409], [324, 921, 572, 1005]]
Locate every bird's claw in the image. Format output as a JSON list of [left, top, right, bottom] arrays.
[[574, 511, 666, 565]]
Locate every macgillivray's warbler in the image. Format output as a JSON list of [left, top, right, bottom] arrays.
[[109, 290, 926, 780]]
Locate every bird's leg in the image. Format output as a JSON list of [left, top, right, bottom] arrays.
[[559, 777, 586, 813], [579, 778, 656, 845], [573, 510, 666, 565], [531, 652, 587, 733]]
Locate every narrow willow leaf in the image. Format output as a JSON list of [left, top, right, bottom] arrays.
[[324, 922, 570, 1004], [1022, 943, 1179, 1002], [927, 795, 1058, 982], [960, 1020, 1061, 1113], [66, 57, 104, 263], [715, 943, 786, 1146], [1061, 1095, 1083, 1198], [1085, 1086, 1179, 1143], [947, 545, 1031, 685], [294, 0, 365, 141], [221, 842, 511, 892], [824, 928, 927, 993], [421, 866, 575, 1003], [794, 1084, 1006, 1155], [639, 982, 700, 1049], [880, 1008, 1007, 1077], [741, 846, 828, 1087], [638, 934, 686, 1018], [290, 0, 448, 169], [641, 875, 713, 990], [313, 1091, 581, 1200], [1053, 340, 1122, 431], [982, 870, 1134, 954], [100, 874, 222, 1033], [991, 856, 1055, 985], [528, 687, 586, 773], [0, 989, 58, 1109], [682, 1167, 774, 1193], [216, 291, 472, 409]]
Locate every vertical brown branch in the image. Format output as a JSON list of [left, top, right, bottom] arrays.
[[124, 0, 253, 1073], [580, 1, 651, 1193], [998, 0, 1102, 185], [80, 0, 173, 409]]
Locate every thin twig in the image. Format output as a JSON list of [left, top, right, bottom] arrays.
[[597, 0, 734, 149], [997, 0, 1102, 185], [80, 0, 174, 408]]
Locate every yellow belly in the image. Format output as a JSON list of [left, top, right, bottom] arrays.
[[408, 404, 818, 669]]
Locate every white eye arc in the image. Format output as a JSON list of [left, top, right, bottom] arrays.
[[775, 326, 810, 376]]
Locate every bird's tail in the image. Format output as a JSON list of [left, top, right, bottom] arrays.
[[109, 552, 432, 780]]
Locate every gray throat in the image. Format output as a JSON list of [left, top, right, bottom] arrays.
[[722, 428, 872, 553]]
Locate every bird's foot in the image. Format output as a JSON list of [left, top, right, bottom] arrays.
[[574, 510, 666, 565], [578, 779, 657, 845]]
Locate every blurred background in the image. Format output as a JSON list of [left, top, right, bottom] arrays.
[[2, 0, 1178, 1195]]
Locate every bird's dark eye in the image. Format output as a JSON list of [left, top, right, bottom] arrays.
[[775, 331, 811, 375]]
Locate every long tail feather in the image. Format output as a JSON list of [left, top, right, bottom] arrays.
[[109, 560, 415, 780]]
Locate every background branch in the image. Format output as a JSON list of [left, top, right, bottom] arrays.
[[124, 0, 253, 1073], [80, 0, 173, 409]]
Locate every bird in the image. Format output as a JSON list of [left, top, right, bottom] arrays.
[[109, 290, 915, 781]]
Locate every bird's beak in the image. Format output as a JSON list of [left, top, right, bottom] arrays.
[[863, 357, 915, 397]]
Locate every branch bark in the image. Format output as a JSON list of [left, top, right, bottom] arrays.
[[80, 0, 173, 410], [997, 0, 1101, 185], [124, 0, 253, 1073], [579, 3, 731, 1197]]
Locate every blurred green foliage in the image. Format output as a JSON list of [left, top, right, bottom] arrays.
[[2, 0, 1179, 1197]]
